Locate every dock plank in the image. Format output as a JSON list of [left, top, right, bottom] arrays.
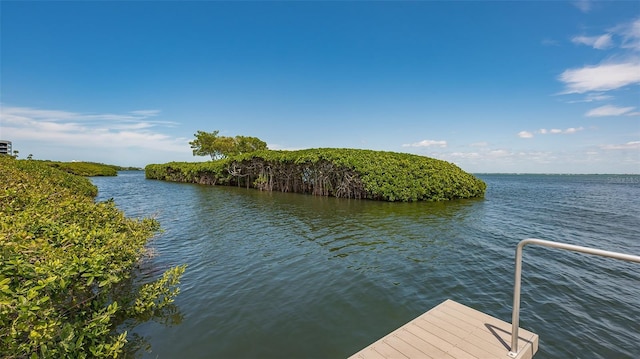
[[412, 315, 497, 358], [348, 299, 538, 359], [435, 301, 538, 354]]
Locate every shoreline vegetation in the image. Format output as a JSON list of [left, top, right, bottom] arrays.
[[0, 156, 185, 358], [40, 161, 141, 177], [146, 148, 487, 202]]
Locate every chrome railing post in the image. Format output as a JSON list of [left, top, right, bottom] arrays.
[[508, 238, 640, 358], [508, 240, 525, 357]]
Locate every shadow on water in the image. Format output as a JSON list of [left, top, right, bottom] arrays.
[[107, 262, 185, 358], [196, 184, 484, 254], [122, 304, 184, 359]]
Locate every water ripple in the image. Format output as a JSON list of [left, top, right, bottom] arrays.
[[90, 173, 640, 359]]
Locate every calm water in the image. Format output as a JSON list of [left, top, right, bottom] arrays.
[[91, 172, 640, 359]]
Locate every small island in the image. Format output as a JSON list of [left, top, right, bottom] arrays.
[[146, 148, 486, 202], [42, 161, 141, 177]]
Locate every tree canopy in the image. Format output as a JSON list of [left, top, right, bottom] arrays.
[[189, 130, 267, 160]]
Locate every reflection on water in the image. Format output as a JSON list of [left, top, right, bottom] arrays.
[[92, 172, 640, 359]]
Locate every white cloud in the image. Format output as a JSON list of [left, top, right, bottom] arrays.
[[613, 18, 640, 51], [560, 18, 640, 100], [566, 93, 613, 103], [449, 152, 480, 159], [2, 106, 176, 125], [402, 139, 447, 148], [431, 144, 637, 173], [585, 93, 613, 102], [488, 149, 510, 157], [0, 105, 188, 155], [470, 142, 489, 147], [600, 141, 640, 150], [519, 127, 585, 138], [572, 34, 613, 49], [564, 127, 583, 134], [518, 131, 534, 138], [558, 61, 640, 94], [129, 110, 161, 117], [585, 104, 636, 117], [542, 127, 584, 135], [572, 0, 592, 13], [267, 143, 301, 151]]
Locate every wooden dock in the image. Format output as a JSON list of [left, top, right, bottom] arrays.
[[349, 299, 538, 359]]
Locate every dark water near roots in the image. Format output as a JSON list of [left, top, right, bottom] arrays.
[[91, 172, 640, 359]]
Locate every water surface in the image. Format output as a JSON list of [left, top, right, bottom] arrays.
[[92, 173, 640, 358]]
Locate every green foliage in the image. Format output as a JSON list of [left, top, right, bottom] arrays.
[[189, 130, 223, 160], [42, 161, 119, 177], [189, 130, 268, 160], [233, 136, 268, 155], [126, 266, 185, 319], [146, 148, 486, 202], [0, 156, 185, 358]]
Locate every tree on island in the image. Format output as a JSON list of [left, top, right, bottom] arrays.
[[189, 130, 268, 160]]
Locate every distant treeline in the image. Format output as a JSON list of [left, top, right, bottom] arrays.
[[35, 160, 141, 177], [146, 148, 486, 202]]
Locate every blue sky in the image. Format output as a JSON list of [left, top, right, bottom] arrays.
[[1, 1, 639, 173]]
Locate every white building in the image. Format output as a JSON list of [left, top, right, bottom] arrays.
[[0, 140, 12, 155]]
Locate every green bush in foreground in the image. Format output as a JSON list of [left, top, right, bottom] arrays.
[[0, 156, 185, 358], [146, 148, 486, 201]]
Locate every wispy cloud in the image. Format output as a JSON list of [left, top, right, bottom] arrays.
[[559, 17, 640, 103], [130, 110, 162, 117], [417, 143, 637, 173], [572, 34, 613, 49], [518, 127, 584, 138], [267, 143, 301, 151], [448, 152, 480, 159], [518, 131, 534, 139], [0, 105, 188, 154], [402, 139, 447, 148], [613, 18, 640, 51], [446, 150, 514, 160], [2, 106, 177, 125], [566, 93, 613, 103], [444, 149, 558, 168], [558, 61, 640, 94], [541, 39, 560, 47], [541, 127, 584, 135], [586, 104, 637, 117], [572, 0, 592, 13], [563, 127, 584, 134], [600, 141, 640, 150]]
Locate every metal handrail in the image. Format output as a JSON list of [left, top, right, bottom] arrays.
[[508, 238, 640, 357]]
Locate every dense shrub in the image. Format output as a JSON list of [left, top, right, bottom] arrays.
[[42, 161, 119, 177], [0, 156, 185, 358], [146, 148, 486, 201]]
